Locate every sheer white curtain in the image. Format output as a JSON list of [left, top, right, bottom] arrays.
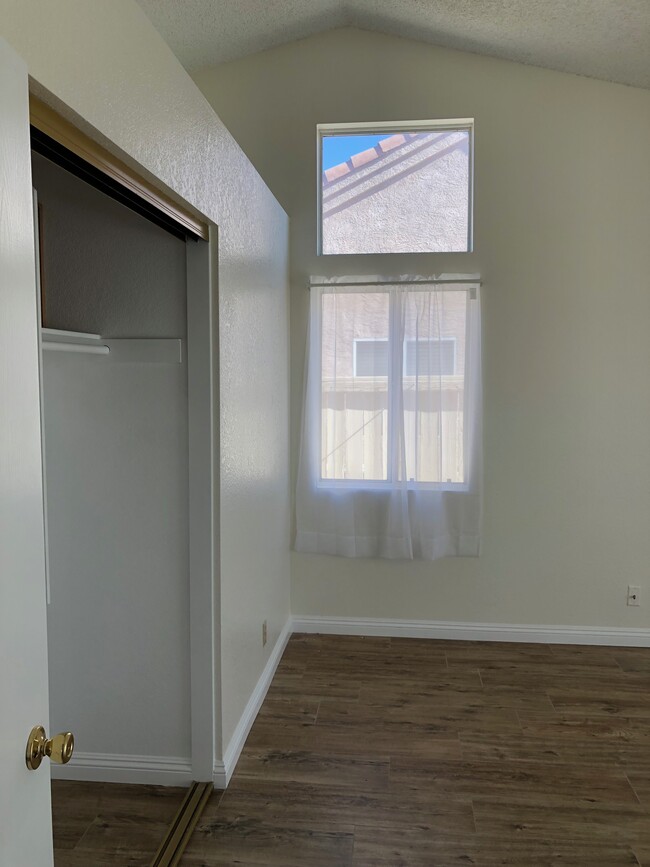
[[295, 275, 482, 560]]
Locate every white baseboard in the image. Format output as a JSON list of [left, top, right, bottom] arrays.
[[211, 613, 650, 787], [51, 751, 193, 786], [57, 615, 650, 791], [213, 618, 292, 789], [291, 615, 650, 647]]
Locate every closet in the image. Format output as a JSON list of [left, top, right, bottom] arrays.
[[32, 146, 192, 779]]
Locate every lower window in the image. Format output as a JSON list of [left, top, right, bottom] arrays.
[[318, 281, 477, 488], [295, 275, 482, 560]]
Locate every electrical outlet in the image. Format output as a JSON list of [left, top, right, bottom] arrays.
[[262, 620, 268, 646], [627, 585, 641, 607]]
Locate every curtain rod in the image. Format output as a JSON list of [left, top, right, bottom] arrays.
[[309, 278, 481, 288]]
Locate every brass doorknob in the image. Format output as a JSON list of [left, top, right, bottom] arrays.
[[25, 725, 74, 771]]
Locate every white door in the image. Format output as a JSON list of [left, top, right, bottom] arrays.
[[0, 35, 53, 867]]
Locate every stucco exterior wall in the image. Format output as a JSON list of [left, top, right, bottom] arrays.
[[322, 130, 469, 254]]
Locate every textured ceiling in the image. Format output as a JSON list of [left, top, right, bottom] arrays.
[[136, 0, 650, 89]]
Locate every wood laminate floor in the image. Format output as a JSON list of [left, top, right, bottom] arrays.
[[52, 780, 186, 865], [51, 635, 650, 866], [181, 634, 650, 866]]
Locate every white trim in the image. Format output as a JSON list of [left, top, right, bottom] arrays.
[[187, 235, 220, 783], [50, 752, 193, 786], [291, 615, 650, 647], [213, 618, 292, 789], [310, 274, 482, 288], [34, 192, 51, 606], [72, 615, 650, 792], [318, 118, 475, 135]]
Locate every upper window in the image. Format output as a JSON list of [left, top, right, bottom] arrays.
[[318, 120, 474, 256]]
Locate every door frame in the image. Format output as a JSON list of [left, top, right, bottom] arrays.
[[186, 235, 220, 782], [30, 87, 220, 786]]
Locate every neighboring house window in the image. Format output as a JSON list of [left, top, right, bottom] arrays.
[[353, 339, 389, 378], [354, 338, 456, 378], [295, 276, 482, 562], [318, 119, 474, 255]]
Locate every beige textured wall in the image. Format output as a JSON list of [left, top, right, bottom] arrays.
[[196, 27, 650, 629], [0, 0, 290, 757]]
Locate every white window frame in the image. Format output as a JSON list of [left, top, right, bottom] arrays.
[[316, 284, 475, 493], [317, 118, 475, 256]]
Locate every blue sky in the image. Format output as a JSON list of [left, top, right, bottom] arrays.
[[322, 134, 392, 170]]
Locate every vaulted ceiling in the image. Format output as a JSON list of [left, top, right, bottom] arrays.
[[136, 0, 650, 89]]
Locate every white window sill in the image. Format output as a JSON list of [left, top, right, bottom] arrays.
[[316, 479, 469, 493]]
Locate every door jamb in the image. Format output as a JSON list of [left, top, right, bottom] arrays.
[[30, 91, 220, 786], [186, 235, 220, 781]]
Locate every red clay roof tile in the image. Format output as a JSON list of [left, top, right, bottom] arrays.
[[350, 146, 379, 168], [324, 162, 352, 182]]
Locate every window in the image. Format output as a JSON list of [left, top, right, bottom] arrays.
[[316, 281, 478, 487], [353, 339, 389, 378], [354, 338, 456, 378], [318, 119, 473, 255], [295, 276, 482, 561]]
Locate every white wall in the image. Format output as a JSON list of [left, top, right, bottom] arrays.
[[0, 0, 290, 770], [33, 154, 191, 762], [195, 28, 650, 630]]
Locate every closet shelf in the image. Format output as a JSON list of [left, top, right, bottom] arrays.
[[42, 328, 108, 354], [41, 329, 182, 363], [43, 340, 110, 355]]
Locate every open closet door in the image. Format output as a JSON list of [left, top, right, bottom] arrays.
[[0, 35, 53, 866]]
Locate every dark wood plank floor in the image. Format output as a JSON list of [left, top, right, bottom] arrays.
[[52, 780, 185, 865], [180, 634, 650, 866]]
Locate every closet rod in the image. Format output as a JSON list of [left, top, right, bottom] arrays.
[[42, 341, 110, 355]]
